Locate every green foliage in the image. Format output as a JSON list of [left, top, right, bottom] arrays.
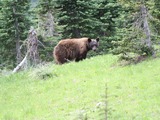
[[1, 0, 160, 69], [33, 0, 60, 62], [0, 0, 31, 69], [36, 0, 55, 14], [38, 36, 59, 62], [112, 0, 159, 61], [55, 0, 95, 38], [94, 0, 122, 55], [94, 0, 121, 36], [1, 55, 160, 119], [151, 0, 160, 42]]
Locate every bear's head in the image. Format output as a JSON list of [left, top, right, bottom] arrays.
[[88, 38, 99, 51]]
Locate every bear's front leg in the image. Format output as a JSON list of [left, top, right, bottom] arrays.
[[75, 53, 87, 62]]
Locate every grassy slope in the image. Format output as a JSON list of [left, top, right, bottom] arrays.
[[0, 55, 160, 120]]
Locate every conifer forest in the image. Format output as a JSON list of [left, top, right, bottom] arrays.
[[0, 0, 160, 69]]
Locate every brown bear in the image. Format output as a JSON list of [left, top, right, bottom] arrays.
[[53, 37, 99, 64]]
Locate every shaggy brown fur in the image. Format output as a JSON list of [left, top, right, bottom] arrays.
[[53, 37, 99, 64]]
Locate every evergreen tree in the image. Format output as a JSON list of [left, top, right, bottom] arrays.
[[34, 0, 59, 62], [95, 0, 121, 36], [112, 0, 158, 61], [36, 0, 55, 36], [151, 0, 160, 41], [55, 0, 96, 38], [93, 0, 121, 54], [0, 0, 31, 69]]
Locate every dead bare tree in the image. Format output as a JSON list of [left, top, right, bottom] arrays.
[[13, 27, 40, 73], [45, 11, 55, 37], [38, 11, 55, 38], [12, 53, 28, 73], [133, 4, 152, 46], [132, 3, 154, 56], [141, 4, 152, 48], [28, 27, 40, 66]]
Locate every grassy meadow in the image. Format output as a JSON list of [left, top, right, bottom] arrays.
[[0, 54, 160, 120]]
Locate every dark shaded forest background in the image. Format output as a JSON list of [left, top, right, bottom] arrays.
[[0, 0, 160, 69]]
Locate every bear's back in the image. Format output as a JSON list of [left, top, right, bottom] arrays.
[[58, 37, 88, 49]]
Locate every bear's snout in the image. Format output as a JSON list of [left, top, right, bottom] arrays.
[[92, 46, 97, 51]]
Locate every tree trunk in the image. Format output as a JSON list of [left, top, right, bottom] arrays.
[[28, 28, 39, 66], [13, 6, 22, 64], [141, 4, 152, 48], [12, 53, 28, 73], [45, 11, 55, 37], [12, 28, 40, 73], [38, 11, 55, 37]]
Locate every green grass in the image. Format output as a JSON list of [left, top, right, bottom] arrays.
[[0, 54, 160, 120]]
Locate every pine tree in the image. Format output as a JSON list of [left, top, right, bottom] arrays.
[[151, 0, 160, 41], [36, 0, 56, 37], [112, 0, 157, 62], [95, 0, 121, 36], [93, 0, 121, 54], [34, 0, 59, 62], [55, 0, 97, 38], [0, 0, 31, 69]]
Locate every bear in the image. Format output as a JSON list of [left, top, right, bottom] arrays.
[[53, 37, 99, 64]]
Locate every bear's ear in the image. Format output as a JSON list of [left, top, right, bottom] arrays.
[[88, 38, 91, 43], [96, 38, 99, 42]]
